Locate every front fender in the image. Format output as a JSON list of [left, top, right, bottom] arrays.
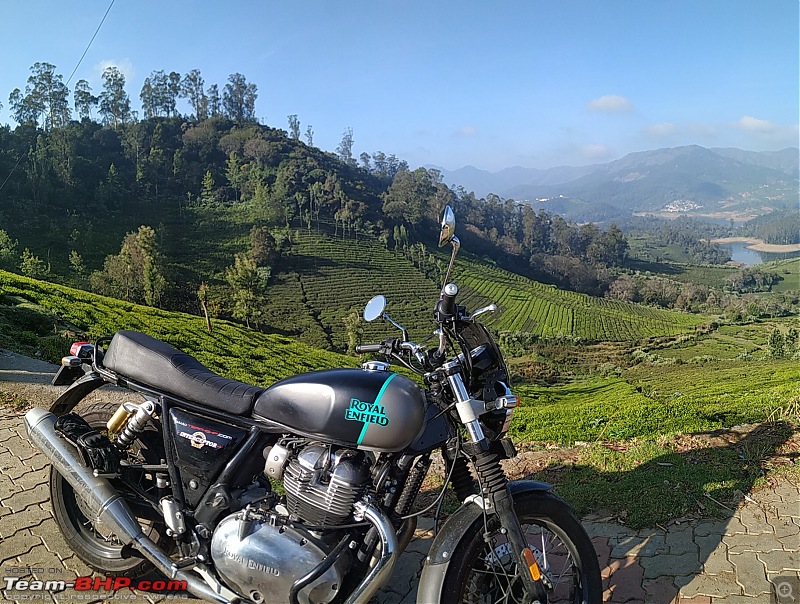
[[416, 480, 552, 604], [49, 371, 106, 415]]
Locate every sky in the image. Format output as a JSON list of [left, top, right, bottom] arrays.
[[2, 0, 798, 172]]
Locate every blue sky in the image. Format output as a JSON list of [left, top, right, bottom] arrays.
[[2, 0, 797, 171]]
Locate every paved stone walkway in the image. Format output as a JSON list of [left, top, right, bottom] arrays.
[[1, 352, 799, 603]]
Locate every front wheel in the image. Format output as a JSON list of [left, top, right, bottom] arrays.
[[440, 491, 602, 604]]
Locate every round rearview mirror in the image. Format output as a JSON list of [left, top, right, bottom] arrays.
[[363, 295, 387, 322], [438, 205, 456, 247]]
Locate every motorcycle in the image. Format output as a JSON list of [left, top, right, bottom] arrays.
[[24, 205, 602, 604]]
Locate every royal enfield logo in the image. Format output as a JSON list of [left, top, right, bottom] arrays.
[[345, 398, 389, 426]]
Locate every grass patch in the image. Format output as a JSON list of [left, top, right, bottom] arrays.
[[511, 422, 799, 528]]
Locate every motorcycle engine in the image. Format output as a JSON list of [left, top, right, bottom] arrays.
[[282, 443, 370, 526], [210, 442, 370, 603], [210, 510, 349, 604]]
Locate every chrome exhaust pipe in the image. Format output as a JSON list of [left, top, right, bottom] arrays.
[[345, 500, 398, 604], [24, 408, 237, 604]]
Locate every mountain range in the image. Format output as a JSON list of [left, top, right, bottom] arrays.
[[434, 146, 799, 222]]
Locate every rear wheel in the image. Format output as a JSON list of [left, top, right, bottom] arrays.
[[441, 491, 602, 603], [49, 401, 169, 577]]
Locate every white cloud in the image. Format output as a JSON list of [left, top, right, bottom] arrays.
[[94, 58, 135, 82], [587, 95, 634, 113], [454, 125, 476, 137], [737, 115, 776, 133], [581, 144, 612, 160], [643, 122, 678, 138], [736, 115, 799, 148]]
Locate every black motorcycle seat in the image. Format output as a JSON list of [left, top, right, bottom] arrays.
[[102, 330, 265, 415]]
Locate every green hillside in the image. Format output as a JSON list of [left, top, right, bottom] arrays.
[[257, 227, 704, 348], [0, 271, 354, 387]]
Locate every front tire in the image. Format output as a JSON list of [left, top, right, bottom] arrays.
[[49, 401, 168, 578], [440, 491, 602, 603]]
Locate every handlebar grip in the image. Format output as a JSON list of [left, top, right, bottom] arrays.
[[439, 283, 458, 317], [355, 343, 383, 354]]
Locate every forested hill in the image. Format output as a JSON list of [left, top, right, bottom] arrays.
[[1, 115, 631, 284]]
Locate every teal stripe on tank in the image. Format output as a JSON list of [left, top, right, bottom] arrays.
[[357, 373, 398, 446]]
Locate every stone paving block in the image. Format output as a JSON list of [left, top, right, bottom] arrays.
[[739, 506, 775, 535], [642, 551, 700, 579], [611, 533, 668, 558], [722, 517, 748, 536], [585, 521, 635, 540], [642, 576, 679, 604], [0, 529, 43, 564], [709, 596, 777, 604], [2, 482, 50, 513], [675, 571, 741, 597], [759, 549, 800, 572], [666, 526, 698, 557], [0, 503, 47, 537], [603, 556, 645, 603], [770, 516, 800, 540], [693, 520, 726, 538], [1, 435, 37, 462], [697, 537, 733, 575], [60, 554, 94, 577], [723, 531, 783, 555], [29, 518, 74, 560], [729, 551, 771, 596], [17, 545, 69, 580], [594, 536, 611, 577], [15, 467, 49, 491], [380, 550, 424, 598], [675, 597, 710, 604]]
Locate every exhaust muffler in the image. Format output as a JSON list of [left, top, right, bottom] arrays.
[[24, 407, 237, 604]]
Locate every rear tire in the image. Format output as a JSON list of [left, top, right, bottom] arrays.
[[440, 491, 602, 603], [49, 401, 169, 578]]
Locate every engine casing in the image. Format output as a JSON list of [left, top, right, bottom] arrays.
[[210, 511, 347, 604], [283, 444, 369, 526]]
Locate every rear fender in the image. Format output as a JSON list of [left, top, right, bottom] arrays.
[[49, 372, 106, 415], [416, 480, 552, 604]]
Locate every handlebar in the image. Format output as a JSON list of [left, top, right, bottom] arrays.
[[355, 343, 383, 354]]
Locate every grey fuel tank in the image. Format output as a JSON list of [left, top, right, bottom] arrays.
[[252, 367, 425, 452]]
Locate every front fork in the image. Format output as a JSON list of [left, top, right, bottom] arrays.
[[445, 366, 549, 604]]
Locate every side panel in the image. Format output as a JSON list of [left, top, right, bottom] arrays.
[[169, 408, 247, 507]]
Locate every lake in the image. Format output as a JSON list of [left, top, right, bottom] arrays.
[[720, 241, 800, 266]]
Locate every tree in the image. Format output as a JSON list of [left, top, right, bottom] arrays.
[[9, 62, 70, 128], [89, 226, 165, 305], [69, 250, 85, 275], [200, 170, 216, 204], [99, 66, 131, 129], [768, 329, 786, 358], [249, 226, 277, 266], [197, 282, 213, 333], [222, 73, 257, 122], [287, 115, 300, 140], [207, 84, 222, 117], [225, 252, 266, 328], [336, 127, 355, 166], [381, 167, 435, 226], [181, 69, 208, 120], [343, 310, 362, 354], [305, 125, 314, 146], [0, 230, 19, 269], [20, 248, 48, 278], [74, 79, 97, 120]]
